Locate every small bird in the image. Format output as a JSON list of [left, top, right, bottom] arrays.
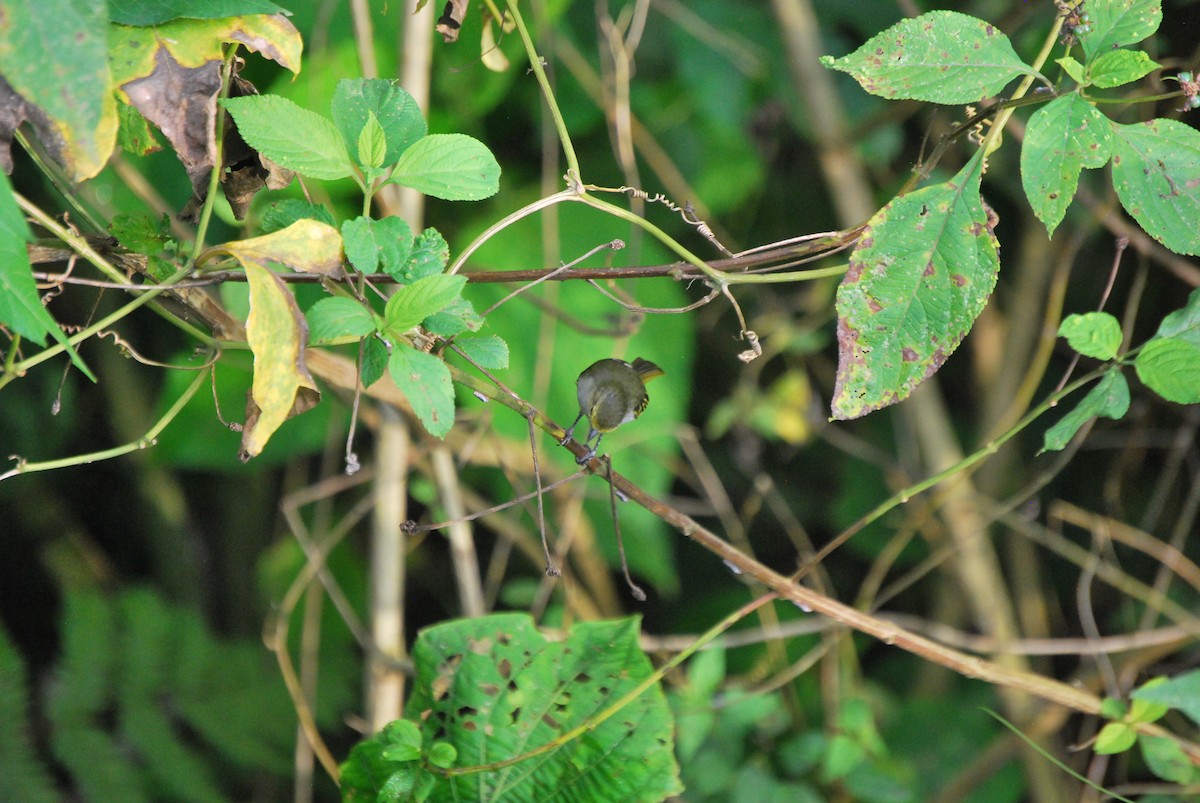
[[563, 357, 665, 464]]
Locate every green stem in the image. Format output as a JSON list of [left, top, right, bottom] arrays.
[[711, 262, 848, 284], [7, 265, 195, 377], [17, 194, 213, 345], [982, 12, 1063, 156], [505, 0, 581, 180], [0, 364, 209, 482], [576, 193, 725, 285], [14, 130, 106, 232], [447, 189, 575, 275]]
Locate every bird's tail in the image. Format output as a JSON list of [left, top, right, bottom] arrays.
[[632, 357, 665, 382]]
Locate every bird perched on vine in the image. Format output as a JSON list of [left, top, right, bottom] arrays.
[[563, 357, 665, 464]]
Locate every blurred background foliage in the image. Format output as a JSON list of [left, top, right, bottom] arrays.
[[3, 0, 1200, 801]]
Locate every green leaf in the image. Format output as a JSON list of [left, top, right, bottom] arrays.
[[360, 336, 389, 388], [1099, 697, 1128, 720], [1127, 678, 1169, 724], [1139, 735, 1198, 784], [1080, 0, 1162, 61], [341, 216, 414, 277], [1134, 287, 1200, 404], [422, 296, 483, 337], [1056, 55, 1085, 84], [259, 199, 335, 234], [395, 614, 683, 801], [109, 212, 173, 256], [331, 78, 426, 168], [116, 101, 161, 156], [1040, 371, 1130, 453], [822, 733, 867, 780], [222, 95, 353, 181], [107, 0, 289, 25], [1021, 94, 1111, 237], [1058, 312, 1122, 359], [306, 297, 376, 345], [341, 722, 427, 802], [0, 0, 116, 180], [391, 134, 501, 200], [376, 720, 423, 763], [405, 228, 451, 279], [455, 335, 509, 369], [426, 742, 456, 770], [1094, 721, 1137, 755], [388, 345, 456, 438], [356, 111, 386, 170], [832, 153, 998, 419], [384, 275, 467, 334], [1132, 669, 1200, 727], [818, 11, 1033, 104], [110, 212, 176, 280], [0, 625, 58, 803], [1111, 119, 1200, 255], [0, 172, 95, 379], [1088, 49, 1160, 88], [1136, 338, 1200, 404]]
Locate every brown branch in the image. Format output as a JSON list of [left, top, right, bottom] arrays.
[[447, 363, 1200, 763], [28, 228, 859, 289]]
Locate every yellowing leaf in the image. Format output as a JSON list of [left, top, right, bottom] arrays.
[[0, 0, 117, 180], [110, 16, 302, 91], [109, 15, 303, 216], [203, 219, 345, 277], [239, 260, 319, 458]]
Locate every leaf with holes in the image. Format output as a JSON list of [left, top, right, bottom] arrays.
[[832, 152, 998, 419], [383, 614, 682, 801], [819, 11, 1033, 104]]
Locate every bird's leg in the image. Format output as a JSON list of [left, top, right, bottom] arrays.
[[561, 411, 585, 445], [576, 432, 603, 465]]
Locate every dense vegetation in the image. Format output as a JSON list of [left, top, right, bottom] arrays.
[[2, 1, 1199, 801]]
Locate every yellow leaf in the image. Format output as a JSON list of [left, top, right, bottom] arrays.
[[203, 219, 345, 277], [110, 16, 303, 93], [480, 15, 510, 73], [239, 260, 318, 458]]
